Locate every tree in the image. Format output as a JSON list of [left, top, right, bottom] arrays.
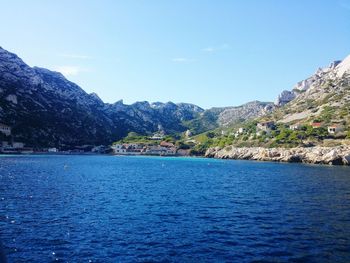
[[314, 127, 328, 138], [206, 131, 215, 138], [275, 129, 291, 143]]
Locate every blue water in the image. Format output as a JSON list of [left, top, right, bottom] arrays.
[[0, 155, 350, 262]]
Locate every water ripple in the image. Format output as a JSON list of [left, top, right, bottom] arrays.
[[0, 155, 350, 262]]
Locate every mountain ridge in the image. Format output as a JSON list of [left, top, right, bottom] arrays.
[[1, 46, 349, 149], [0, 47, 206, 147]]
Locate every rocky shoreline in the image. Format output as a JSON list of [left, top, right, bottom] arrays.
[[205, 146, 350, 166]]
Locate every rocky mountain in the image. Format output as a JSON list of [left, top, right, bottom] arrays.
[[106, 100, 203, 135], [272, 54, 350, 125], [198, 54, 350, 154], [275, 90, 296, 106], [218, 101, 275, 126], [0, 47, 203, 147], [185, 101, 275, 134], [275, 56, 350, 107], [2, 45, 347, 149]]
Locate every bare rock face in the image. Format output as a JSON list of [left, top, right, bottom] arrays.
[[292, 60, 344, 92], [334, 55, 350, 78], [0, 46, 204, 147], [181, 100, 276, 135], [275, 90, 296, 106], [218, 101, 275, 127], [205, 146, 350, 166], [274, 55, 350, 107]]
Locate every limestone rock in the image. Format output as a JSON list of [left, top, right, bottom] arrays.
[[275, 90, 296, 106], [206, 146, 350, 166], [274, 54, 350, 109], [217, 101, 275, 127]]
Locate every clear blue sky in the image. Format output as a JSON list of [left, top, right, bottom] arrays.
[[1, 0, 350, 108]]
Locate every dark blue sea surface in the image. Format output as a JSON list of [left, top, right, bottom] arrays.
[[0, 155, 350, 262]]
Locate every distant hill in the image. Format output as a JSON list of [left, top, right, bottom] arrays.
[[185, 101, 275, 134]]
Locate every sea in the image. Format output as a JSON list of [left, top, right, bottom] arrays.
[[0, 155, 350, 262]]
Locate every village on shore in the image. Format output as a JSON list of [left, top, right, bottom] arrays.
[[0, 119, 347, 157], [0, 124, 190, 156]]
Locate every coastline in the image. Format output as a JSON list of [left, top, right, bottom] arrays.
[[205, 146, 350, 166], [2, 148, 350, 167]]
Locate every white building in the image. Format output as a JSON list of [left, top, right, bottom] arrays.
[[149, 133, 165, 140], [48, 148, 58, 153], [238, 127, 245, 134], [144, 146, 168, 155], [0, 123, 11, 136], [112, 144, 145, 155], [257, 121, 275, 131], [111, 144, 127, 154], [327, 125, 343, 134], [290, 124, 302, 131]]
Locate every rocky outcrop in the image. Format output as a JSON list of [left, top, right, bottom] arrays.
[[274, 55, 350, 107], [335, 55, 350, 78], [275, 90, 296, 106], [292, 59, 347, 92], [218, 101, 275, 127], [205, 146, 350, 166]]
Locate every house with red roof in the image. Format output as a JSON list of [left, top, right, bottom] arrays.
[[310, 122, 323, 129]]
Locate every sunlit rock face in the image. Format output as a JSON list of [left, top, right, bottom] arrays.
[[206, 146, 350, 166], [275, 90, 296, 106], [275, 56, 350, 106], [218, 101, 275, 127]]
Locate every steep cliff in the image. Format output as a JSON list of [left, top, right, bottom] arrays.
[[273, 54, 350, 124]]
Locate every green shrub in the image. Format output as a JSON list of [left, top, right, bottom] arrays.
[[347, 131, 350, 139]]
